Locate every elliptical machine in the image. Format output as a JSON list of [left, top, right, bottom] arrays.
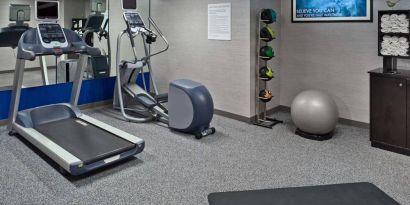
[[82, 0, 111, 79], [114, 0, 215, 139]]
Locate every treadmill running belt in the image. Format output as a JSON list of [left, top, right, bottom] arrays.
[[35, 118, 136, 164]]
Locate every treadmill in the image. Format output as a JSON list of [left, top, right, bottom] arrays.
[[7, 23, 145, 176]]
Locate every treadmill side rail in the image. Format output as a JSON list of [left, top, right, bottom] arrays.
[[80, 114, 145, 145]]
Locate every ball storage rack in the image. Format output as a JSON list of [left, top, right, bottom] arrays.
[[253, 9, 283, 129]]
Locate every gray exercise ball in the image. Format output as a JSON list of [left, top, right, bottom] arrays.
[[291, 90, 339, 135]]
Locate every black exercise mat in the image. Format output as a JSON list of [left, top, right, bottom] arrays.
[[208, 183, 399, 205]]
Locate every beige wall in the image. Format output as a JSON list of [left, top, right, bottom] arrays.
[[279, 1, 410, 123], [149, 0, 252, 117], [109, 0, 282, 118]]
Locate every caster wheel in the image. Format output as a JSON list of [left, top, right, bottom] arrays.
[[8, 131, 17, 136], [211, 127, 216, 134], [195, 133, 203, 140]]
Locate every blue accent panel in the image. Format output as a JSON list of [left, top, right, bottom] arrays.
[[0, 90, 12, 121], [0, 72, 151, 120], [136, 72, 151, 92], [77, 77, 116, 105]]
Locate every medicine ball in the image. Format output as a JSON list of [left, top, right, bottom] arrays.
[[259, 66, 274, 81], [261, 9, 277, 24], [259, 89, 273, 103], [260, 27, 275, 42], [260, 46, 274, 60]]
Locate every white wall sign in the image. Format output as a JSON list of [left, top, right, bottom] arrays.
[[208, 3, 231, 41]]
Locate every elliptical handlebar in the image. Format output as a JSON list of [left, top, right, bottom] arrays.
[[140, 17, 169, 62]]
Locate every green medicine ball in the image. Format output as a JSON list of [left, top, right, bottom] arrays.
[[260, 46, 274, 60], [259, 66, 274, 81], [261, 9, 277, 24], [260, 27, 276, 42]]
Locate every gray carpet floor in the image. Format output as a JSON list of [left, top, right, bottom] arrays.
[[0, 109, 409, 205]]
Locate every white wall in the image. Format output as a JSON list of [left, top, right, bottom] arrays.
[[279, 1, 410, 123], [63, 0, 88, 29]]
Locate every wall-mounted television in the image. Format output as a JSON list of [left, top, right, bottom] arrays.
[[122, 0, 137, 10], [35, 0, 59, 21], [292, 0, 373, 23], [91, 0, 107, 13], [9, 4, 31, 22]]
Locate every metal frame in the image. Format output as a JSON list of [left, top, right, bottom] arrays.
[[253, 11, 282, 129]]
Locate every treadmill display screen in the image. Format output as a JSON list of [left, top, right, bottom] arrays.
[[36, 1, 59, 20], [124, 13, 145, 28], [38, 23, 66, 44], [122, 0, 137, 10]]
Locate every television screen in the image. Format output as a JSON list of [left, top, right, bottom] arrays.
[[292, 0, 372, 22], [36, 1, 59, 20], [91, 0, 106, 13], [122, 0, 137, 10], [10, 4, 31, 21]]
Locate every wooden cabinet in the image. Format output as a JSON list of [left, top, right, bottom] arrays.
[[369, 68, 410, 155]]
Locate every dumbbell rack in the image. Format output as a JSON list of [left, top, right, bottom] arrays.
[[253, 9, 283, 129]]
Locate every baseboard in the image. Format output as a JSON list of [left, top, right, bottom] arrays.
[[214, 106, 286, 124], [216, 105, 369, 129], [0, 100, 113, 126], [78, 100, 113, 110], [0, 66, 55, 75], [1, 103, 369, 130], [275, 105, 369, 129], [214, 109, 252, 123], [339, 118, 369, 129]]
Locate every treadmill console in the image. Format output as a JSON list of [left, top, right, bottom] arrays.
[[37, 23, 68, 49]]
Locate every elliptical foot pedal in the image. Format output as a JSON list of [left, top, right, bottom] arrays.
[[155, 93, 168, 103], [295, 129, 333, 141], [135, 94, 157, 109]]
